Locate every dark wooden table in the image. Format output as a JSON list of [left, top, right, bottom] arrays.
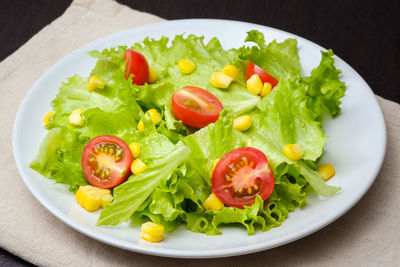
[[1, 0, 399, 265]]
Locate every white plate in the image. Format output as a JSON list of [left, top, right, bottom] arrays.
[[12, 19, 386, 258]]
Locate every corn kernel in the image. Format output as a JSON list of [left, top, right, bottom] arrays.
[[148, 68, 157, 83], [145, 109, 162, 125], [140, 232, 163, 242], [141, 222, 164, 242], [178, 59, 196, 74], [203, 193, 224, 211], [246, 74, 263, 95], [87, 76, 105, 92], [318, 163, 335, 181], [131, 159, 147, 175], [68, 109, 84, 127], [129, 142, 141, 158], [222, 65, 239, 80], [42, 110, 54, 125], [141, 222, 165, 236], [283, 144, 304, 161], [260, 82, 272, 97], [138, 120, 144, 133], [233, 115, 252, 131], [75, 185, 113, 211], [210, 72, 233, 89]]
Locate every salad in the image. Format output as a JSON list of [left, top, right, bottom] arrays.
[[31, 30, 345, 241]]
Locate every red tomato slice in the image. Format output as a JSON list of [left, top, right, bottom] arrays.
[[123, 49, 149, 85], [246, 62, 279, 88], [81, 135, 133, 188], [212, 147, 275, 208], [171, 86, 223, 128]]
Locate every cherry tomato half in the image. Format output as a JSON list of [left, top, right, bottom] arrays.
[[171, 86, 223, 128], [81, 135, 133, 188], [123, 49, 149, 85], [212, 147, 275, 208], [246, 62, 279, 88]]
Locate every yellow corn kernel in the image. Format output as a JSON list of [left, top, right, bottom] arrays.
[[75, 185, 113, 212], [140, 232, 163, 243], [222, 65, 239, 80], [260, 82, 272, 97], [318, 163, 335, 181], [129, 142, 141, 158], [42, 110, 54, 125], [283, 144, 304, 161], [87, 76, 105, 92], [138, 120, 144, 133], [140, 222, 164, 242], [148, 68, 158, 83], [233, 115, 252, 131], [68, 109, 84, 127], [131, 159, 147, 175], [210, 72, 233, 89], [141, 222, 165, 236], [178, 59, 196, 74], [145, 109, 162, 125], [203, 193, 224, 211], [246, 74, 263, 95]]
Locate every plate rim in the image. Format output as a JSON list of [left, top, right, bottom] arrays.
[[12, 18, 387, 258]]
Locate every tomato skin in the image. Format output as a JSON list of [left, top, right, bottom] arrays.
[[212, 147, 275, 208], [123, 49, 149, 85], [246, 62, 279, 88], [81, 135, 133, 189], [171, 86, 223, 128]]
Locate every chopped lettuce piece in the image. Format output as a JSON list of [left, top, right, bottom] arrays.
[[254, 79, 327, 166], [97, 143, 190, 226], [30, 127, 88, 192], [239, 29, 302, 79], [250, 75, 341, 196], [302, 49, 346, 121]]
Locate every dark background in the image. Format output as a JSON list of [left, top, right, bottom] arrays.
[[1, 0, 399, 265]]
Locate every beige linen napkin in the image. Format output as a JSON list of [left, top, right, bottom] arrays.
[[1, 0, 399, 266]]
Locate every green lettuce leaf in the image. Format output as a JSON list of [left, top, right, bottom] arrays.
[[254, 79, 327, 165], [128, 165, 208, 232], [30, 128, 88, 192], [251, 79, 340, 196], [97, 143, 190, 226], [302, 49, 346, 121], [239, 29, 301, 79]]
